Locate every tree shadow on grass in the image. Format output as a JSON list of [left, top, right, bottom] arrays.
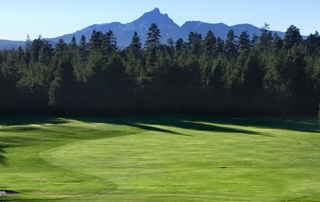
[[74, 115, 319, 136], [0, 116, 270, 138], [2, 115, 314, 139], [0, 116, 68, 126], [74, 116, 270, 137], [129, 122, 193, 137], [0, 135, 56, 149], [0, 145, 6, 165], [206, 116, 320, 134], [68, 116, 190, 137], [0, 197, 61, 201], [133, 118, 270, 137]]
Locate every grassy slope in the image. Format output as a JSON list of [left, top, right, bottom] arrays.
[[0, 116, 319, 201]]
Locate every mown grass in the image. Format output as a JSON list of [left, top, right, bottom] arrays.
[[0, 116, 319, 201]]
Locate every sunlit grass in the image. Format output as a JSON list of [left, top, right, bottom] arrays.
[[0, 116, 319, 201]]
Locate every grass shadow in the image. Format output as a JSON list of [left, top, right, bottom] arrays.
[[70, 116, 189, 136], [74, 116, 270, 137], [0, 145, 6, 165], [1, 116, 317, 139], [0, 136, 55, 149], [207, 116, 320, 133], [0, 116, 68, 126], [129, 123, 192, 137], [0, 197, 61, 201], [134, 118, 270, 137]]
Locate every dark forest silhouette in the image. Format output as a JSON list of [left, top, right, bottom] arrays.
[[0, 24, 319, 119]]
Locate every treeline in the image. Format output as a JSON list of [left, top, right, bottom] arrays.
[[0, 23, 319, 117]]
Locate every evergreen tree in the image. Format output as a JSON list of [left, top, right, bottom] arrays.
[[272, 33, 283, 54], [264, 48, 297, 117], [129, 31, 142, 58], [145, 24, 161, 73], [306, 31, 320, 57], [187, 32, 203, 57], [175, 38, 185, 52], [258, 23, 273, 51], [241, 48, 264, 114], [74, 35, 92, 84], [0, 23, 319, 116], [207, 59, 227, 113], [283, 25, 302, 50], [79, 35, 89, 63], [238, 31, 251, 55], [102, 30, 117, 61], [0, 50, 22, 112], [145, 23, 161, 49], [126, 32, 142, 72], [89, 30, 104, 52], [200, 31, 216, 94], [18, 36, 52, 91], [48, 39, 78, 115], [30, 35, 45, 63], [203, 30, 216, 58], [101, 51, 127, 112], [290, 44, 309, 114], [165, 38, 175, 60], [224, 29, 238, 58]]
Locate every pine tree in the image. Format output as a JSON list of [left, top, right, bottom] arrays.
[[238, 31, 251, 55], [89, 30, 103, 52], [224, 29, 238, 58], [264, 48, 297, 117], [145, 24, 161, 72], [79, 35, 89, 63], [17, 36, 53, 111], [306, 31, 320, 57], [102, 30, 117, 61], [48, 39, 77, 116], [258, 23, 273, 51], [283, 25, 302, 50], [145, 23, 161, 49], [203, 30, 216, 58], [175, 38, 185, 52], [69, 36, 88, 83], [126, 31, 143, 80], [129, 31, 142, 58], [241, 47, 264, 114], [207, 59, 227, 113], [272, 33, 283, 54], [187, 32, 203, 57]]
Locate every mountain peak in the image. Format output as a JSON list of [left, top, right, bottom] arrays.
[[0, 8, 288, 49], [151, 7, 161, 14], [136, 7, 177, 27], [142, 7, 164, 18]]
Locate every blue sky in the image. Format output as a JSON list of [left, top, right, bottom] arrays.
[[1, 0, 319, 40]]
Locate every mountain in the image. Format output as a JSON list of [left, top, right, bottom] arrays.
[[48, 8, 181, 47], [1, 8, 287, 49], [0, 40, 26, 49]]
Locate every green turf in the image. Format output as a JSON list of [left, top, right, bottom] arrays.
[[0, 116, 320, 201]]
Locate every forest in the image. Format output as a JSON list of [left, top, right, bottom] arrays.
[[0, 23, 319, 118]]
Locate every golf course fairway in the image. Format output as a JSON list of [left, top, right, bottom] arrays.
[[1, 116, 320, 201]]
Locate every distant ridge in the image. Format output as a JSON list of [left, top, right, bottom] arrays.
[[0, 40, 26, 49], [1, 8, 287, 49]]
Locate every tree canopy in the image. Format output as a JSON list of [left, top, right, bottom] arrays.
[[0, 25, 319, 118]]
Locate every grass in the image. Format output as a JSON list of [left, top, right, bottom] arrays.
[[0, 116, 319, 201]]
